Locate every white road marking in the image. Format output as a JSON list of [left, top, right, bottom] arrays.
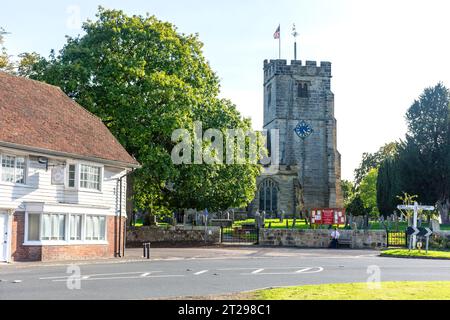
[[194, 270, 209, 276], [141, 273, 151, 277], [240, 267, 324, 276], [252, 269, 264, 274], [218, 266, 321, 271], [52, 274, 185, 282], [218, 268, 263, 271], [40, 271, 162, 280]]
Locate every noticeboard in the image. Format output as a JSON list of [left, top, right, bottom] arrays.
[[310, 208, 346, 225]]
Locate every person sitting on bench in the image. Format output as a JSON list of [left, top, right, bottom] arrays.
[[329, 227, 340, 249]]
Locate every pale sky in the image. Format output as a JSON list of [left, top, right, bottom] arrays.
[[2, 0, 450, 180]]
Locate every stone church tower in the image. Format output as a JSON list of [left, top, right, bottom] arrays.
[[253, 59, 343, 216]]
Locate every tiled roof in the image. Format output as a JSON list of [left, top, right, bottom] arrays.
[[0, 72, 139, 167]]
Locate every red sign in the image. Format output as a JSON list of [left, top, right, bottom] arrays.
[[310, 208, 346, 225]]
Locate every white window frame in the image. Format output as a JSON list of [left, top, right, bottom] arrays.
[[24, 213, 108, 246], [41, 213, 66, 241], [65, 162, 103, 193], [66, 163, 77, 189], [0, 153, 28, 186], [84, 215, 107, 242], [69, 214, 83, 242], [24, 212, 42, 245]]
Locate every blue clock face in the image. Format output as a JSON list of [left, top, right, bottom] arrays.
[[294, 121, 314, 139]]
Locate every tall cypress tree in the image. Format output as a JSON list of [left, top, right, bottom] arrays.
[[398, 83, 450, 223], [377, 157, 401, 218]]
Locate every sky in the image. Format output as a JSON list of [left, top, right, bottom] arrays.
[[1, 0, 450, 180]]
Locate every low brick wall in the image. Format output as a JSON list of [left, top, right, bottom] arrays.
[[259, 229, 387, 249], [126, 226, 221, 247]]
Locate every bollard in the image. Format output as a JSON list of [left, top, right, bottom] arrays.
[[143, 242, 151, 259]]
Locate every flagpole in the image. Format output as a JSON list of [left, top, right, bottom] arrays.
[[279, 25, 281, 59]]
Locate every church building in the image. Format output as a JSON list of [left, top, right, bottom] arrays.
[[253, 59, 343, 217]]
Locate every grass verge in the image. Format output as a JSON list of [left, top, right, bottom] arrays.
[[381, 249, 450, 260], [247, 282, 450, 300]]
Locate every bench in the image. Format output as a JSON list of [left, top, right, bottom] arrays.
[[338, 236, 352, 248]]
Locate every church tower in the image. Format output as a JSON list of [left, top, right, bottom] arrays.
[[254, 59, 343, 216]]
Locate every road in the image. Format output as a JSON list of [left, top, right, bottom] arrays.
[[1, 247, 450, 300]]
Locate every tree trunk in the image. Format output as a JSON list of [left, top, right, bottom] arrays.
[[437, 198, 450, 224], [144, 213, 157, 226], [364, 214, 369, 230]]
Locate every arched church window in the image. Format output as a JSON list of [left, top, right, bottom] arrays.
[[258, 179, 279, 213], [267, 84, 272, 107], [297, 82, 309, 98]]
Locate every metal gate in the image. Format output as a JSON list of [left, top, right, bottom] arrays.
[[387, 230, 408, 248], [221, 226, 259, 244]]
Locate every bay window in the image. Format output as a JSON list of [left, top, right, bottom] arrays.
[[67, 163, 102, 191], [70, 214, 82, 241], [68, 164, 76, 188], [80, 164, 101, 190], [27, 214, 41, 241], [1, 154, 26, 184], [85, 215, 106, 241], [41, 214, 66, 241], [25, 213, 107, 243]]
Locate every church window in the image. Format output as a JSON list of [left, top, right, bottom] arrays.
[[297, 82, 309, 98], [267, 84, 272, 107], [258, 179, 278, 213], [266, 130, 272, 158]]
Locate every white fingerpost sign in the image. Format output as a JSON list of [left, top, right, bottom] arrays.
[[397, 202, 435, 248]]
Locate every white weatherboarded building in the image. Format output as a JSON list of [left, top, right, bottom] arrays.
[[0, 72, 139, 262]]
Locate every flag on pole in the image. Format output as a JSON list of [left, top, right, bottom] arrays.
[[273, 25, 280, 39]]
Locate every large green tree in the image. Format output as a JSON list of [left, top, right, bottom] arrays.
[[359, 168, 379, 218], [398, 83, 450, 223], [341, 180, 355, 208], [24, 7, 261, 216], [354, 142, 399, 186]]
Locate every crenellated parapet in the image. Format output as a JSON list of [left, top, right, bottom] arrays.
[[264, 59, 332, 80]]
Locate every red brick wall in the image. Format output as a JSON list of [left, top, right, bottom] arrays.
[[11, 213, 126, 262], [11, 212, 42, 262]]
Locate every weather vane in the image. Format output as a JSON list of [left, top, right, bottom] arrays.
[[292, 24, 299, 38]]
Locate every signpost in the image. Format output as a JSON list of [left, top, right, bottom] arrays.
[[406, 226, 433, 252], [397, 202, 434, 249]]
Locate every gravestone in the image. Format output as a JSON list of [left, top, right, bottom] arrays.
[[431, 219, 440, 232], [348, 214, 353, 227], [172, 213, 177, 226], [255, 211, 261, 228], [353, 216, 365, 229]]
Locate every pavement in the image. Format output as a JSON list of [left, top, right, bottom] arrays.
[[1, 246, 450, 300]]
